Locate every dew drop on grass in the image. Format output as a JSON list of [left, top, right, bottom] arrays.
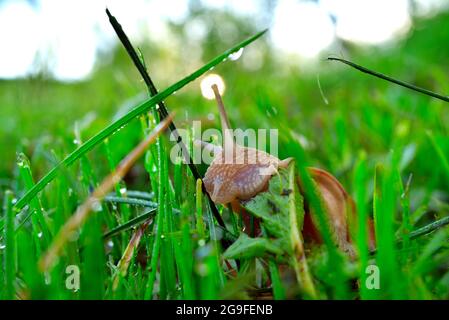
[[91, 200, 102, 212], [106, 240, 114, 251], [207, 113, 215, 121], [0, 244, 5, 250], [16, 153, 26, 167], [228, 47, 244, 61], [198, 239, 205, 247], [37, 232, 43, 238], [44, 273, 52, 285], [195, 263, 209, 276], [119, 187, 127, 195]]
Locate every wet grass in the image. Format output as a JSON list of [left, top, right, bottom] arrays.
[[1, 10, 449, 300]]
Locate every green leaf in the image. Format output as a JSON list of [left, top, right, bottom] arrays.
[[223, 163, 306, 259], [222, 233, 282, 259], [235, 162, 316, 298], [243, 163, 305, 246]]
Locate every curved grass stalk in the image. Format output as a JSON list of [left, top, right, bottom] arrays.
[[112, 220, 151, 291], [102, 209, 157, 240], [328, 57, 449, 103], [104, 196, 160, 209]]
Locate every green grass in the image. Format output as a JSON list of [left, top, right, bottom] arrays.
[[1, 9, 449, 300]]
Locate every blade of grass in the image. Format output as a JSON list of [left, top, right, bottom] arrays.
[[396, 170, 412, 261], [102, 208, 157, 239], [104, 138, 131, 223], [373, 163, 404, 299], [17, 153, 50, 252], [38, 114, 174, 272], [104, 195, 161, 209], [426, 131, 449, 181], [144, 187, 164, 299], [9, 27, 268, 221], [287, 164, 316, 299], [173, 204, 196, 299], [158, 133, 177, 299], [353, 152, 372, 299], [3, 190, 15, 299], [113, 220, 151, 291], [81, 210, 105, 299], [196, 179, 206, 239], [16, 230, 44, 299], [328, 57, 449, 103], [369, 215, 449, 256], [406, 216, 449, 240], [113, 190, 154, 200]]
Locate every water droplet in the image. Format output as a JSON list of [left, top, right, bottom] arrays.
[[73, 139, 79, 145], [198, 239, 205, 247], [161, 234, 165, 239], [119, 187, 127, 195], [37, 232, 43, 238], [195, 263, 209, 276], [16, 153, 27, 167], [44, 272, 52, 285], [91, 200, 102, 212], [0, 244, 6, 250], [229, 48, 244, 61]]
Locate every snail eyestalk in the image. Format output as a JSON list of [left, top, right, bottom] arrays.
[[211, 83, 234, 153]]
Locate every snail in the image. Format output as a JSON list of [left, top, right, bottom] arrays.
[[198, 84, 375, 254]]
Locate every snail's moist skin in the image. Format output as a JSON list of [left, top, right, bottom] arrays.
[[203, 145, 291, 204]]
